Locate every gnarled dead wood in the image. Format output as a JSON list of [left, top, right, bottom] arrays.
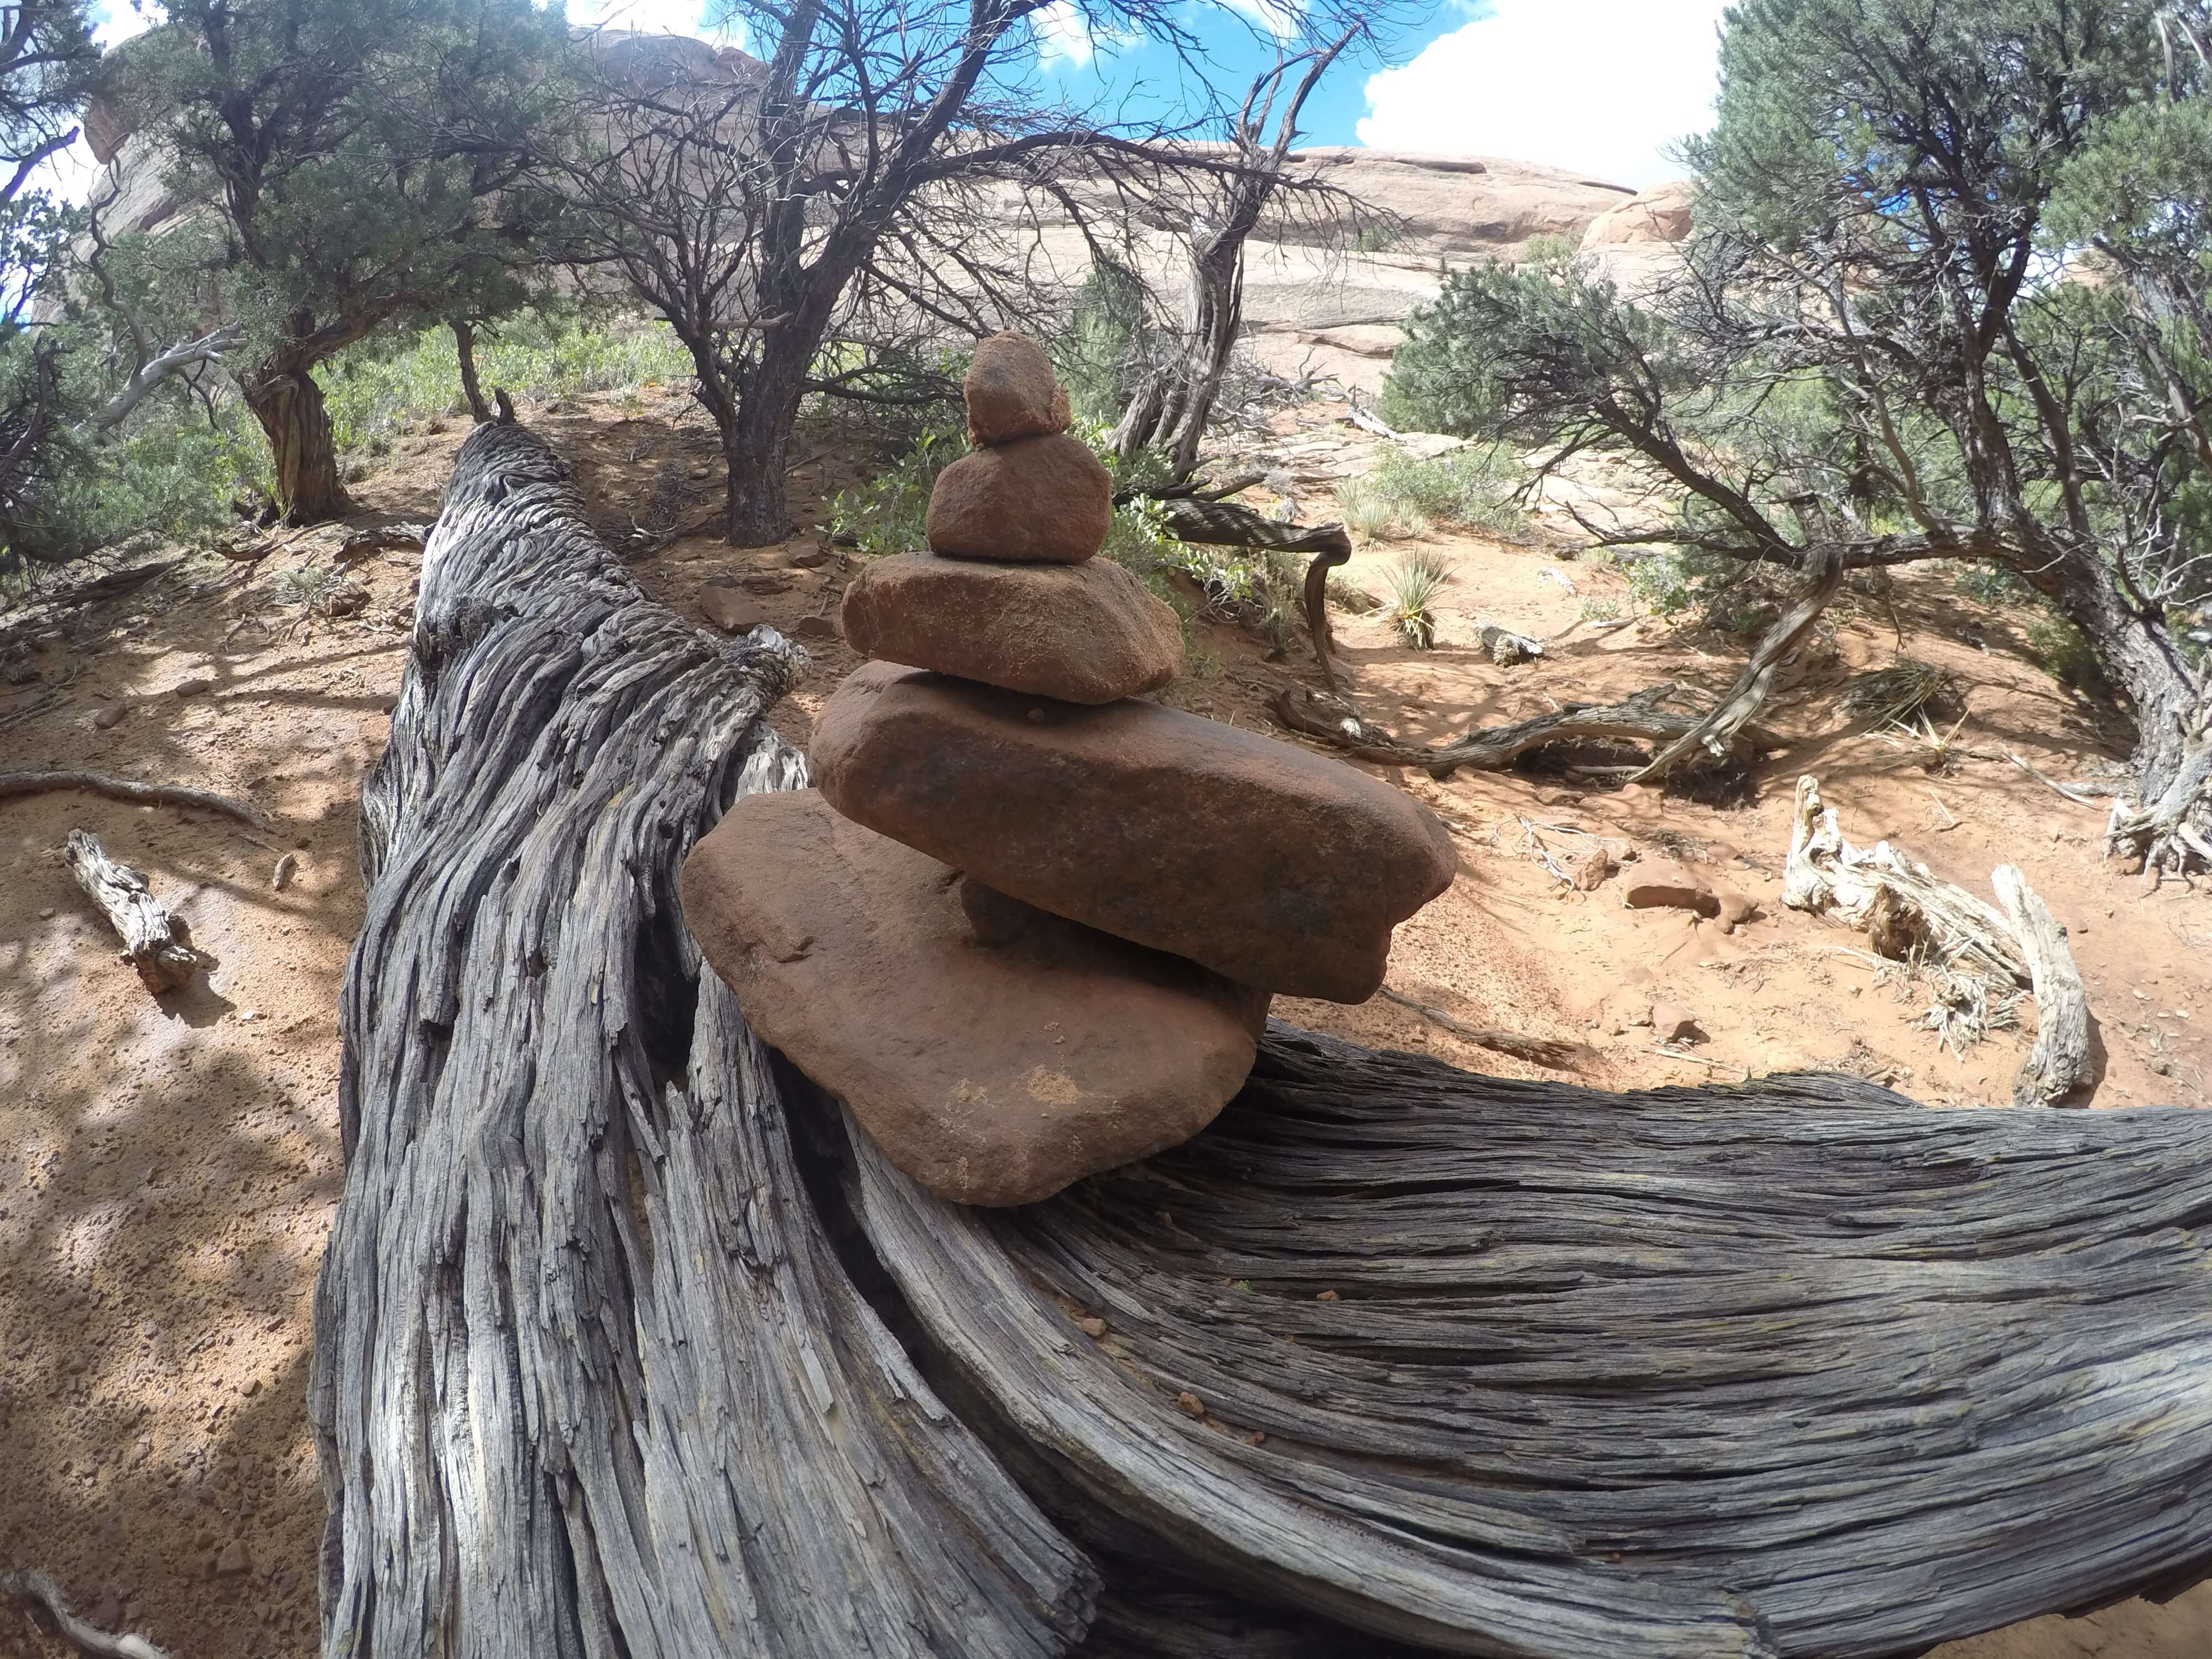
[[1632, 549, 1842, 782], [312, 416, 1092, 1659], [62, 830, 202, 993], [1, 1569, 170, 1659], [1991, 863, 2091, 1108], [1274, 681, 1762, 781], [838, 1029, 2212, 1659], [1783, 776, 2091, 1105], [332, 417, 2212, 1659]]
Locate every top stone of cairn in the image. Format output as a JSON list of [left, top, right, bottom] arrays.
[[963, 330, 1072, 447]]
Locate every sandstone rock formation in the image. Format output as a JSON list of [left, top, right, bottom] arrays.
[[682, 334, 1454, 1204]]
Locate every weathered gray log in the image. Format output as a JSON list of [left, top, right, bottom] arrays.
[[3, 770, 270, 828], [311, 415, 1092, 1659], [839, 1030, 2212, 1659], [62, 828, 201, 992], [1991, 863, 2091, 1107], [324, 413, 2212, 1659]]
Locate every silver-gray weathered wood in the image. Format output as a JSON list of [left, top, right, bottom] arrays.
[[311, 416, 1093, 1659]]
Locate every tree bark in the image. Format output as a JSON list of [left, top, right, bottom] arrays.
[[451, 320, 492, 424], [319, 414, 2212, 1659], [243, 363, 353, 524]]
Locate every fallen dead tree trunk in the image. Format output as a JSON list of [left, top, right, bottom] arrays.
[[320, 415, 2212, 1659], [1274, 681, 1764, 781], [1782, 775, 2093, 1105]]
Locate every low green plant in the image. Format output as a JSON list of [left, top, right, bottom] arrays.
[[1339, 447, 1526, 542], [2024, 615, 2103, 691], [319, 314, 695, 456], [1386, 548, 1451, 649], [1580, 597, 1622, 623]]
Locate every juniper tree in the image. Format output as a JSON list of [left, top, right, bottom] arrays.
[[1386, 0, 2212, 872], [105, 0, 570, 523], [1, 0, 98, 563]]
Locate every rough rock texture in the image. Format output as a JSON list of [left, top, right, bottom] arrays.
[[681, 789, 1267, 1206], [964, 332, 1072, 447], [1579, 179, 1694, 248], [812, 662, 1458, 1002], [839, 552, 1181, 703], [925, 434, 1112, 564]]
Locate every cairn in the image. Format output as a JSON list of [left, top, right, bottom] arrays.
[[683, 332, 1454, 1206]]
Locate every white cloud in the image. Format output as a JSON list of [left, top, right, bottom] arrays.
[[1356, 0, 1727, 189], [1034, 1, 1096, 71], [1218, 0, 1303, 46]]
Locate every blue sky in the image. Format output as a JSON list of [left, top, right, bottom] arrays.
[[75, 0, 1725, 190]]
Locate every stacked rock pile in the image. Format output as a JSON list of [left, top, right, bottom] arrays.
[[683, 332, 1455, 1207]]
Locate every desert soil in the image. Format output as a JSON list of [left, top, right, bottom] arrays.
[[2, 385, 2206, 1659]]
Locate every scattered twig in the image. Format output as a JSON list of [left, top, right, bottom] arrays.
[[1645, 1046, 1752, 1081], [1926, 789, 1958, 830], [1, 1570, 171, 1659], [272, 851, 298, 891], [1376, 986, 1582, 1068], [2004, 750, 2107, 807], [0, 770, 270, 830]]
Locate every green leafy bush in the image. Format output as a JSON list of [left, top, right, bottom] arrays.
[[1359, 447, 1526, 541]]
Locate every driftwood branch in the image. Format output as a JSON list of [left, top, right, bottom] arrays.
[[1783, 776, 2091, 1104], [84, 325, 244, 439], [1991, 863, 2092, 1108], [317, 421, 2212, 1659], [1, 1571, 171, 1659], [62, 830, 202, 993], [0, 770, 270, 829], [1274, 681, 1762, 781], [1374, 985, 1582, 1068], [1632, 550, 1841, 782], [312, 419, 1092, 1659]]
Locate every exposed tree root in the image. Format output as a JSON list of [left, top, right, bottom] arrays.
[[1374, 985, 1583, 1068], [0, 770, 270, 829], [1, 1570, 171, 1659], [1273, 681, 1762, 781]]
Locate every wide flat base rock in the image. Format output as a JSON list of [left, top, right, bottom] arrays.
[[681, 789, 1268, 1207], [925, 434, 1112, 563], [840, 552, 1182, 704], [812, 662, 1458, 1003]]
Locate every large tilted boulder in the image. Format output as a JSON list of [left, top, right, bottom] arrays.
[[683, 789, 1268, 1206], [925, 434, 1113, 562], [812, 661, 1457, 1004], [839, 552, 1181, 704]]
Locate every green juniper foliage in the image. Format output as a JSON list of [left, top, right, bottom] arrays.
[[107, 0, 573, 521], [1379, 0, 2212, 863]]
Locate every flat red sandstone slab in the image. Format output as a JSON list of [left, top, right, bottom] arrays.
[[681, 788, 1267, 1207], [811, 662, 1458, 1003]]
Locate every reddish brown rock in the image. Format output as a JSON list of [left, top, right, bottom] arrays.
[[839, 552, 1180, 703], [964, 331, 1072, 447], [682, 790, 1266, 1207], [1621, 858, 1718, 916], [811, 662, 1457, 1002], [925, 435, 1112, 564]]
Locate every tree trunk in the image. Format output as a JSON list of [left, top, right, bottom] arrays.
[[2015, 542, 2212, 869], [317, 414, 2212, 1659], [722, 348, 808, 546], [452, 320, 492, 424], [244, 362, 353, 525]]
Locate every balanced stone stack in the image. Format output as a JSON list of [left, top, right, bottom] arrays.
[[683, 331, 1455, 1206]]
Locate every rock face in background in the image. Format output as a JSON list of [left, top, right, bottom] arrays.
[[1577, 179, 1696, 297]]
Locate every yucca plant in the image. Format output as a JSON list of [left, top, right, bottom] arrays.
[[1387, 549, 1451, 649]]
